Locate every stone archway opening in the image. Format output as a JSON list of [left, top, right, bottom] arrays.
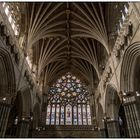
[[0, 47, 16, 137], [120, 42, 140, 138]]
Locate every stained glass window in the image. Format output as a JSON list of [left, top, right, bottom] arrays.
[[51, 104, 55, 125], [73, 106, 77, 125], [83, 105, 87, 125], [87, 105, 92, 125], [46, 72, 92, 125], [46, 105, 51, 125], [56, 105, 60, 125]]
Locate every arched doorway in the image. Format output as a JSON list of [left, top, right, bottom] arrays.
[[120, 42, 140, 137]]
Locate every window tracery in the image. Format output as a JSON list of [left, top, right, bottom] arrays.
[[46, 72, 92, 125]]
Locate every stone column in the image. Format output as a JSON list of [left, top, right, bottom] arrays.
[[16, 118, 30, 138], [0, 98, 11, 138], [122, 92, 140, 137], [106, 120, 120, 138], [41, 94, 47, 125]]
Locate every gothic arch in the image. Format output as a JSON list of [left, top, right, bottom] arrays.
[[105, 84, 121, 120], [0, 47, 16, 100], [120, 42, 140, 91]]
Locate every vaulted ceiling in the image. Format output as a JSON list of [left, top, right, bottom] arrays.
[[18, 2, 125, 91]]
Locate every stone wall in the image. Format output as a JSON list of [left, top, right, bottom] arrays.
[[32, 125, 99, 138]]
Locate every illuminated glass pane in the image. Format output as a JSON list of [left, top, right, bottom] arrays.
[[46, 105, 51, 125], [82, 105, 87, 125], [56, 84, 60, 87], [67, 83, 71, 88], [72, 76, 76, 80], [67, 74, 71, 78], [58, 79, 62, 83], [62, 76, 66, 80], [70, 87, 74, 91], [76, 88, 81, 92], [56, 105, 60, 125], [72, 92, 77, 96], [77, 84, 81, 87], [46, 72, 92, 126], [62, 82, 66, 86], [64, 87, 67, 91], [78, 105, 82, 125], [66, 104, 72, 125], [57, 88, 61, 92], [76, 79, 80, 83], [51, 104, 55, 125], [87, 105, 92, 125], [72, 83, 75, 86], [73, 106, 77, 125], [60, 106, 64, 125]]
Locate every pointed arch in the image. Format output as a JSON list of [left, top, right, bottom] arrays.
[[0, 47, 16, 101], [105, 84, 121, 120], [120, 42, 140, 92]]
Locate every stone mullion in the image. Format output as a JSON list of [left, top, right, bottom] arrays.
[[77, 105, 79, 125], [86, 104, 88, 125], [72, 105, 73, 125], [64, 105, 66, 125], [59, 104, 61, 125], [54, 104, 56, 125], [81, 104, 83, 125]]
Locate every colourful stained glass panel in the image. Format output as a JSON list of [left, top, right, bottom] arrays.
[[73, 106, 77, 125], [78, 105, 82, 125], [56, 105, 60, 125], [87, 105, 92, 125], [51, 104, 55, 125], [46, 105, 51, 125], [66, 105, 72, 125], [60, 106, 64, 125]]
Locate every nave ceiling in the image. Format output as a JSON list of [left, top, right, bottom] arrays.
[[11, 2, 126, 91]]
